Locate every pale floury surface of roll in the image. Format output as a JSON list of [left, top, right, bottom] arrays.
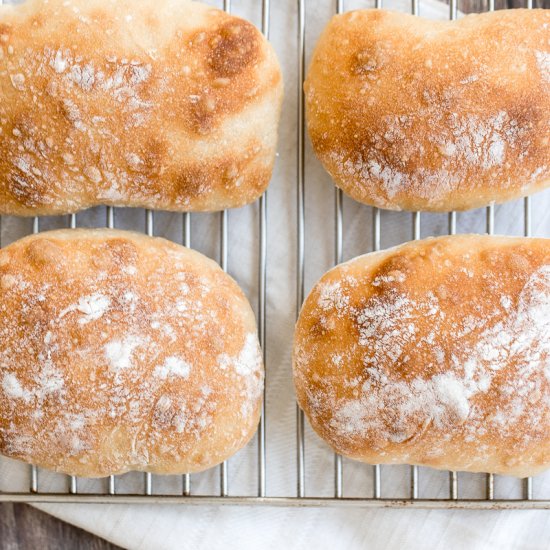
[[0, 0, 283, 216], [305, 9, 550, 212], [293, 235, 550, 478], [0, 229, 264, 477]]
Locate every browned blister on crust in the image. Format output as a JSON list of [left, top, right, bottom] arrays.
[[0, 0, 283, 215], [293, 235, 550, 477], [305, 9, 550, 211], [0, 229, 264, 477]]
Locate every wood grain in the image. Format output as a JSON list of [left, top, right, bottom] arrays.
[[0, 504, 122, 550], [459, 0, 548, 11]]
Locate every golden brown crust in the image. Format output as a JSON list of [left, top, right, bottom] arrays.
[[305, 9, 550, 212], [0, 0, 283, 215], [293, 235, 550, 477], [0, 229, 263, 477]]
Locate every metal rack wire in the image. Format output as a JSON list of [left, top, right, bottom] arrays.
[[0, 0, 549, 509]]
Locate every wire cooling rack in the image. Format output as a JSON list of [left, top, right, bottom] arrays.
[[0, 0, 549, 509]]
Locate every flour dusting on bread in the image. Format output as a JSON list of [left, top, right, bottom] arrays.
[[294, 235, 550, 477], [305, 10, 550, 211], [0, 229, 263, 476], [0, 0, 283, 215]]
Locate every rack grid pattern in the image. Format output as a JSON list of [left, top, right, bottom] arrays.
[[1, 0, 549, 509]]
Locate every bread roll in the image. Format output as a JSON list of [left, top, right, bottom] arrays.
[[0, 229, 263, 477], [0, 0, 283, 216], [293, 235, 550, 477], [305, 9, 550, 212]]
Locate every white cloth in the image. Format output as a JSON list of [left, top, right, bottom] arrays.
[[1, 0, 550, 548]]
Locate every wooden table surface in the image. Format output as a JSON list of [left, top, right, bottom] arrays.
[[0, 0, 547, 547], [0, 504, 121, 549]]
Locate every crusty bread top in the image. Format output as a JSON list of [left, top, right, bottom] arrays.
[[293, 235, 550, 477], [0, 229, 263, 476], [305, 9, 550, 212], [0, 0, 283, 215]]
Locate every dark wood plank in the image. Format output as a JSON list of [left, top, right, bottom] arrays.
[[459, 0, 548, 12], [0, 503, 122, 550]]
